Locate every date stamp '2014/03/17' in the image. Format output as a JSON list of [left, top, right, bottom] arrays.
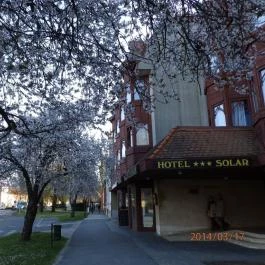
[[190, 232, 245, 241]]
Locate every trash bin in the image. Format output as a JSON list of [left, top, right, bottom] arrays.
[[118, 208, 128, 226], [53, 224, 62, 240]]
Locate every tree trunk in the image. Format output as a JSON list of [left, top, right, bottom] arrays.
[[83, 198, 87, 217], [21, 195, 38, 241], [39, 198, 44, 213], [51, 193, 57, 212], [70, 198, 76, 217]]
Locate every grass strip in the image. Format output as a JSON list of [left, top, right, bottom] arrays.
[[57, 211, 86, 222], [15, 210, 86, 222], [0, 232, 67, 265]]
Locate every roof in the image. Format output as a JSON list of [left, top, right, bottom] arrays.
[[148, 127, 258, 160]]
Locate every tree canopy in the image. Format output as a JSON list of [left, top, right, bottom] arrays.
[[0, 0, 124, 138], [0, 111, 104, 240], [124, 0, 265, 92], [1, 1, 265, 138]]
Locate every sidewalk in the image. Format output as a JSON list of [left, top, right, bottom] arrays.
[[54, 214, 265, 265], [163, 229, 265, 249], [54, 214, 156, 265]]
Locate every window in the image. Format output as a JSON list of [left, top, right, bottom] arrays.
[[214, 104, 226, 127], [210, 55, 220, 73], [125, 83, 131, 103], [260, 69, 265, 105], [134, 80, 145, 100], [116, 120, 120, 134], [255, 15, 265, 27], [120, 106, 125, 121], [232, 100, 251, 126], [136, 124, 149, 146], [117, 150, 121, 164], [127, 127, 133, 147], [121, 141, 126, 158]]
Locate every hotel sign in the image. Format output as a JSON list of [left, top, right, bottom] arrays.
[[156, 158, 250, 169]]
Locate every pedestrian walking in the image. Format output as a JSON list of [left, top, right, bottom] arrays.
[[207, 196, 217, 231], [215, 194, 227, 230], [90, 202, 95, 214]]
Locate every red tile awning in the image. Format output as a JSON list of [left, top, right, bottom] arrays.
[[127, 127, 260, 177]]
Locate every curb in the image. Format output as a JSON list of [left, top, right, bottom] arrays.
[[52, 220, 82, 265], [2, 230, 17, 237]]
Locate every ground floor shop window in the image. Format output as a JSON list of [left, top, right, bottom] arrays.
[[141, 188, 154, 228]]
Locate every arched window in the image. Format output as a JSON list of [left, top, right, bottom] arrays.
[[136, 124, 149, 145], [214, 103, 226, 127]]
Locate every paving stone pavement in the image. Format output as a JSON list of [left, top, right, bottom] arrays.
[[0, 210, 14, 216], [54, 214, 265, 265]]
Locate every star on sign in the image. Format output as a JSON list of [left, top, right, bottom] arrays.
[[207, 161, 212, 166], [200, 161, 205, 166], [193, 162, 199, 166]]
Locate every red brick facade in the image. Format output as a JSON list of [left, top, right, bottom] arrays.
[[110, 40, 265, 233], [206, 45, 265, 166], [111, 72, 153, 185]]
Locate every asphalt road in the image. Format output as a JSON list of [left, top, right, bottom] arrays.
[[0, 210, 76, 237], [0, 210, 23, 236]]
